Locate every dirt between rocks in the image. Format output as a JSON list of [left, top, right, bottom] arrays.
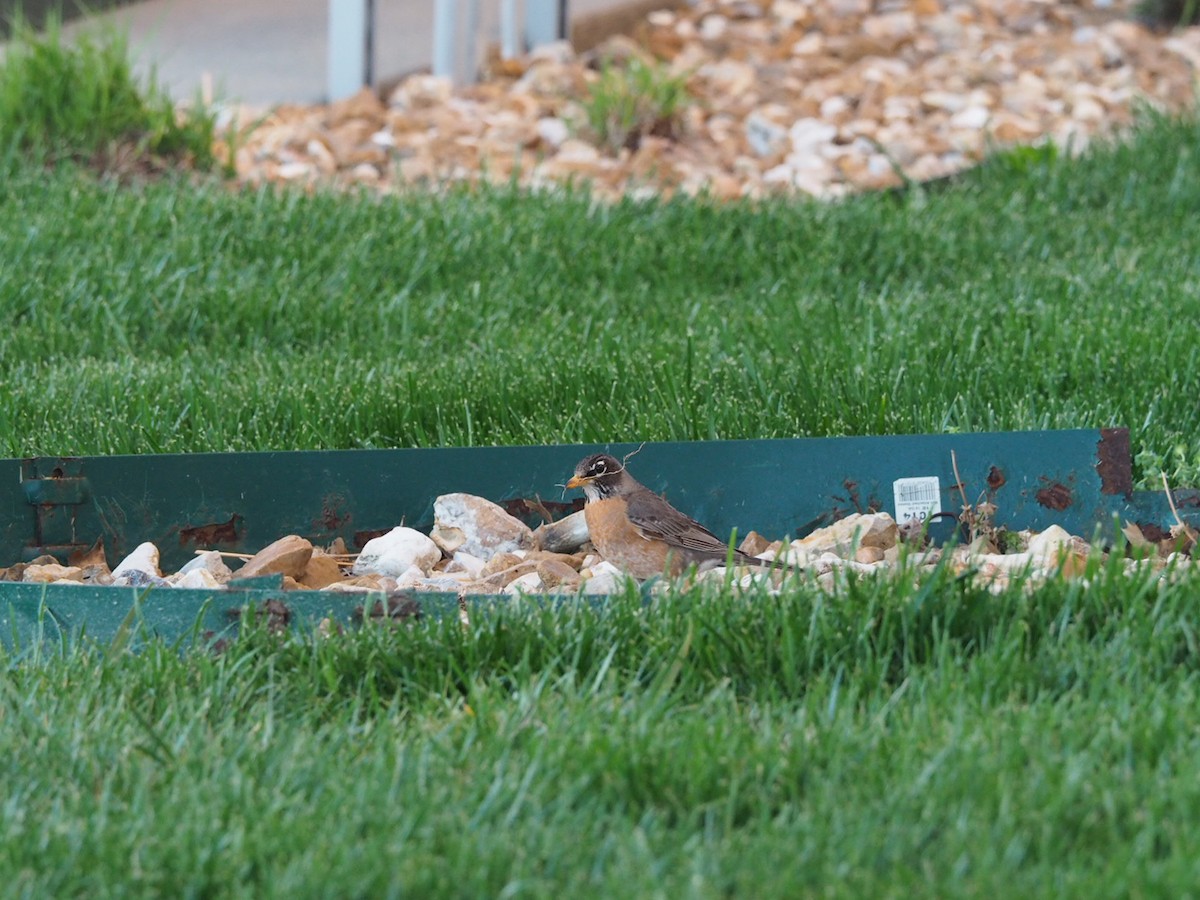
[[216, 0, 1200, 201]]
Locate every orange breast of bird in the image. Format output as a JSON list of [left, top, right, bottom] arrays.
[[583, 497, 682, 579]]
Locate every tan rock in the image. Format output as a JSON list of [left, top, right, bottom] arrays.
[[536, 559, 581, 589], [504, 571, 544, 595], [333, 574, 390, 591], [327, 87, 386, 126], [299, 553, 344, 589], [795, 512, 899, 556], [737, 530, 772, 557], [483, 560, 539, 588], [480, 551, 525, 578], [532, 510, 590, 553], [237, 535, 314, 580], [22, 564, 84, 584], [389, 74, 453, 110], [172, 568, 223, 590], [855, 546, 886, 565]]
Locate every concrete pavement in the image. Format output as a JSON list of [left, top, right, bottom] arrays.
[[37, 0, 639, 107]]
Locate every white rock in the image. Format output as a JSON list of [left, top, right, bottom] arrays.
[[973, 551, 1035, 573], [791, 33, 824, 55], [581, 560, 628, 595], [920, 90, 967, 113], [862, 12, 916, 41], [178, 550, 233, 583], [699, 14, 728, 40], [867, 154, 895, 178], [352, 527, 441, 576], [772, 0, 809, 25], [536, 117, 570, 148], [745, 111, 789, 157], [393, 564, 429, 590], [504, 571, 544, 596], [1071, 97, 1105, 124], [829, 0, 870, 16], [446, 552, 486, 579], [762, 163, 794, 185], [422, 574, 476, 592], [112, 542, 161, 582], [388, 74, 453, 110], [1027, 525, 1075, 563], [950, 105, 990, 130], [789, 118, 838, 155], [555, 139, 600, 163], [770, 545, 814, 568], [276, 161, 315, 181], [819, 96, 850, 119], [432, 493, 532, 561], [322, 582, 381, 594], [526, 40, 575, 65], [171, 568, 224, 590], [351, 163, 381, 183]]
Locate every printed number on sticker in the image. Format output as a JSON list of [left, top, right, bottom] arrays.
[[893, 476, 941, 523]]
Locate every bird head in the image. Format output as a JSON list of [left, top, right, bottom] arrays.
[[566, 453, 627, 502]]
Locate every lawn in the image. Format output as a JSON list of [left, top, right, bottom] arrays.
[[1, 115, 1198, 485], [2, 34, 1200, 893], [5, 562, 1200, 896]]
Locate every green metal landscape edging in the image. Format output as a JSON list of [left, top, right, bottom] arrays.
[[0, 429, 1195, 650], [0, 581, 470, 656]]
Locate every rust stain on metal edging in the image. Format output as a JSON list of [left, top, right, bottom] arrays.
[[353, 528, 390, 550], [1036, 481, 1073, 511], [315, 493, 352, 531], [1097, 428, 1133, 496], [179, 515, 244, 547]]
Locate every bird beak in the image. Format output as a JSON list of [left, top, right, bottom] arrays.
[[565, 475, 586, 489]]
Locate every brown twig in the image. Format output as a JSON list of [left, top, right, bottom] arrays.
[[1162, 472, 1199, 541], [950, 449, 967, 509]]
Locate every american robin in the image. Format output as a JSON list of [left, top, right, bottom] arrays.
[[566, 453, 769, 579]]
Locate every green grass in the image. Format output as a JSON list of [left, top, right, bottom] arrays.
[[1, 111, 1199, 484], [581, 56, 691, 152], [5, 560, 1200, 896], [0, 13, 216, 167]]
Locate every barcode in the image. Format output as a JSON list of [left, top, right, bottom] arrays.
[[893, 476, 942, 523], [897, 482, 939, 503]]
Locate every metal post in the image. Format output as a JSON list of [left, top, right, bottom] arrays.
[[525, 0, 566, 48], [433, 0, 457, 80], [364, 0, 376, 86], [327, 0, 370, 100], [500, 0, 519, 59], [463, 0, 480, 83]]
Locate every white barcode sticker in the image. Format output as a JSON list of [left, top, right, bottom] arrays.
[[893, 476, 941, 524]]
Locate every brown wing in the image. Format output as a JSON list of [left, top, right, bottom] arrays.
[[622, 486, 736, 559]]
